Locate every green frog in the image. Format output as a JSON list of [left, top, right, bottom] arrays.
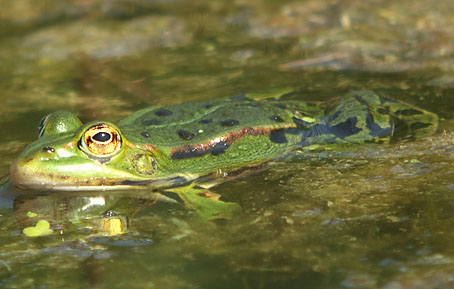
[[9, 90, 438, 220]]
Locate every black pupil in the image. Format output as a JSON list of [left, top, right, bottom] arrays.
[[92, 132, 111, 142]]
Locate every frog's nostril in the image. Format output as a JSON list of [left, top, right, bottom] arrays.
[[42, 146, 55, 153]]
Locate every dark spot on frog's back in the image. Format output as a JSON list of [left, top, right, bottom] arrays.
[[142, 119, 162, 126], [211, 141, 230, 155], [395, 109, 424, 116], [199, 119, 213, 124], [269, 129, 288, 144], [170, 141, 230, 160], [330, 117, 362, 138], [154, 108, 173, 117], [171, 149, 203, 160], [178, 130, 195, 140], [220, 119, 239, 127]]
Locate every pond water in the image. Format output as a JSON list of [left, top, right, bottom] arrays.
[[0, 0, 453, 288]]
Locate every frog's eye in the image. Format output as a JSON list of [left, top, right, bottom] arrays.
[[80, 124, 122, 156], [38, 111, 83, 138]]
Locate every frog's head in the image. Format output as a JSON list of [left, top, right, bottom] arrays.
[[10, 111, 160, 191]]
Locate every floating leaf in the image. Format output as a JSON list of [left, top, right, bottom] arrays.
[[26, 211, 38, 218], [23, 220, 53, 237]]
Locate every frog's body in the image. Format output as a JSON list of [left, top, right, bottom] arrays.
[[10, 91, 438, 219]]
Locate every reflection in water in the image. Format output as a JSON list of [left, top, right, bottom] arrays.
[[0, 184, 195, 288], [7, 186, 187, 237]]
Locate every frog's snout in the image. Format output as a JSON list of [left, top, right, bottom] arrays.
[[9, 157, 38, 189], [10, 158, 29, 189]]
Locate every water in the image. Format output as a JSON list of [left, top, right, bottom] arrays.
[[0, 0, 453, 288]]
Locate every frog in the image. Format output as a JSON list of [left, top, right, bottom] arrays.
[[9, 90, 438, 220]]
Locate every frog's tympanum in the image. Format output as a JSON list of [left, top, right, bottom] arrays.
[[10, 91, 438, 220]]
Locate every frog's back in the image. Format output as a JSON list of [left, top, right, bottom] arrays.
[[120, 91, 437, 145], [119, 95, 316, 162], [118, 91, 437, 176]]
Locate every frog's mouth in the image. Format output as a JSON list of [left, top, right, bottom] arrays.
[[9, 159, 189, 192]]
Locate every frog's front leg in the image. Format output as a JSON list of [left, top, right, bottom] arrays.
[[163, 184, 241, 221]]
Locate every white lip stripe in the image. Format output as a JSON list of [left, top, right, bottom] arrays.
[[56, 148, 74, 158]]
